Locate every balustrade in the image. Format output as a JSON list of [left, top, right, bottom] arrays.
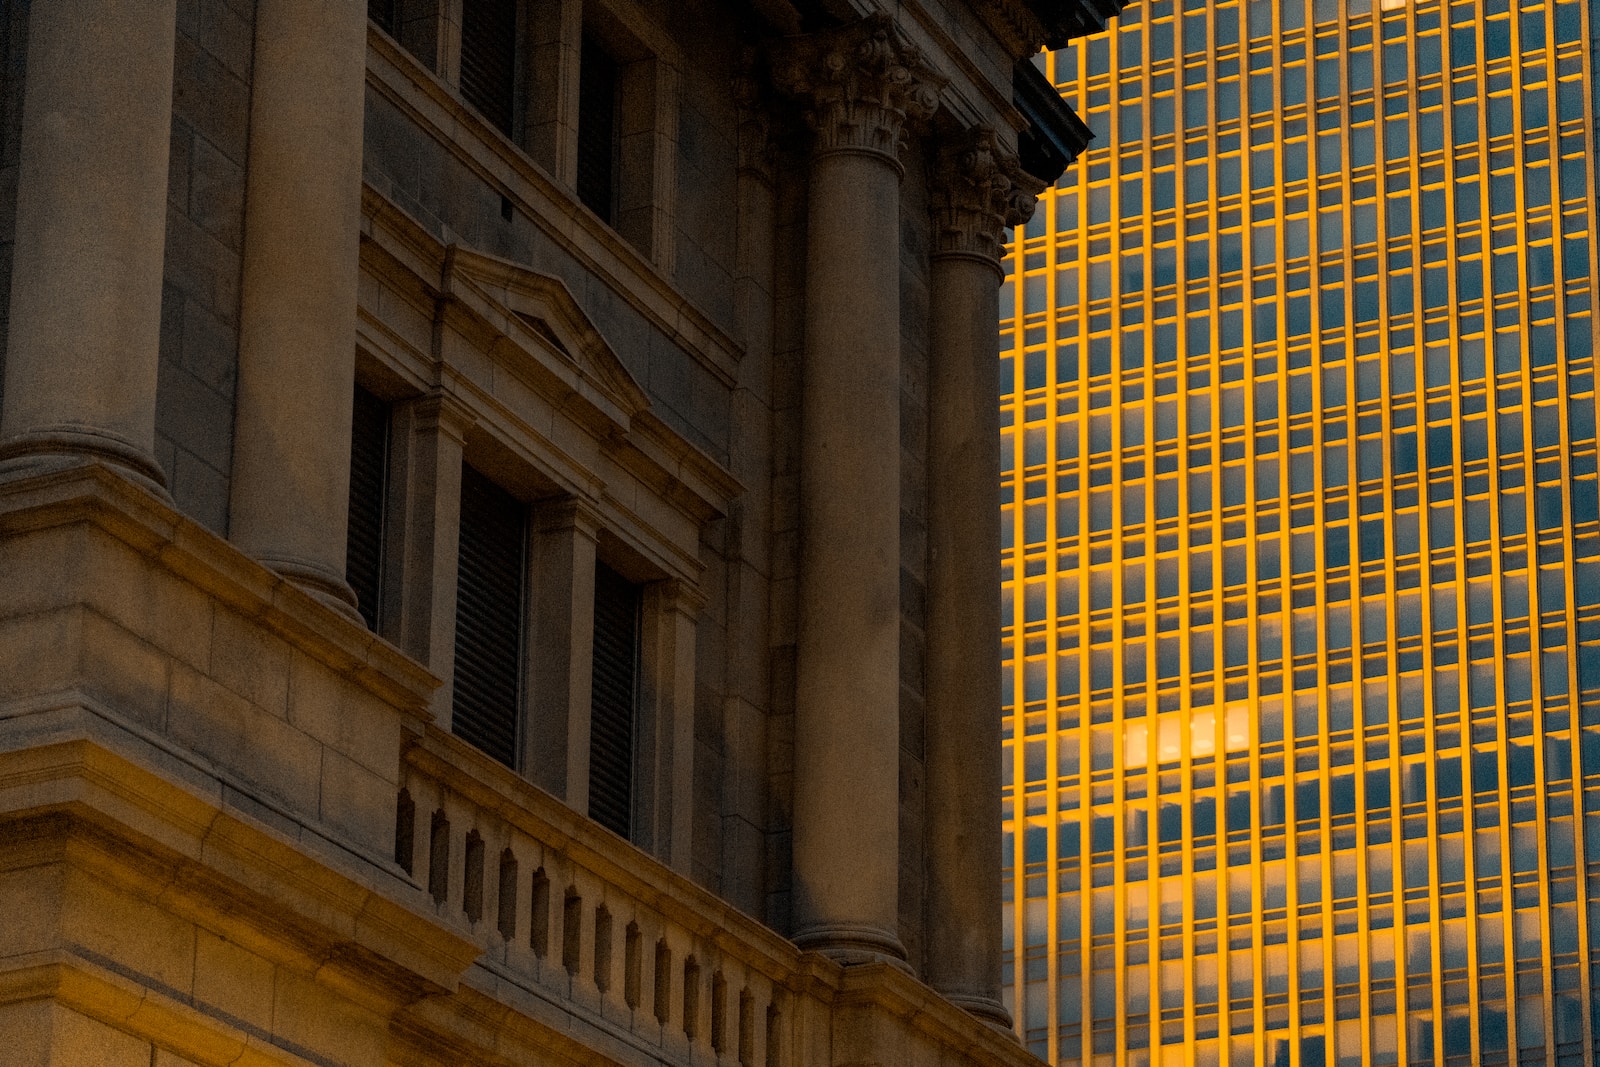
[[397, 726, 792, 1067]]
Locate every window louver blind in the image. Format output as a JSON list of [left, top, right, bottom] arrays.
[[452, 465, 526, 768], [576, 34, 618, 222], [345, 386, 390, 631], [367, 0, 397, 36], [460, 0, 518, 135], [588, 561, 639, 839]]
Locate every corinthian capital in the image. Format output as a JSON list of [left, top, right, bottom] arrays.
[[770, 14, 947, 163], [932, 127, 1045, 263]]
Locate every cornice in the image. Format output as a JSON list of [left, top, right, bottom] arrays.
[[1017, 0, 1127, 51], [962, 0, 1129, 59]]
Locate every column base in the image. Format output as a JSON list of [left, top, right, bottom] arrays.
[[793, 922, 911, 972], [257, 555, 365, 626], [0, 429, 172, 504], [939, 992, 1016, 1035]]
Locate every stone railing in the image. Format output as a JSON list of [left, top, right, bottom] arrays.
[[396, 724, 811, 1067], [0, 464, 1040, 1067]]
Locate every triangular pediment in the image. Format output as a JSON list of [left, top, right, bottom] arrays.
[[441, 245, 651, 427]]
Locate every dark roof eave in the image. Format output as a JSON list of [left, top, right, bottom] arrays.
[[1013, 59, 1093, 185], [1024, 0, 1129, 49]]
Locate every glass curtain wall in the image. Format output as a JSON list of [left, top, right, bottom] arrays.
[[998, 2, 1600, 1067]]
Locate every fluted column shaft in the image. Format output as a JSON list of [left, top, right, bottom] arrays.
[[773, 15, 943, 967], [0, 0, 178, 493], [925, 129, 1038, 1026], [229, 0, 369, 614]]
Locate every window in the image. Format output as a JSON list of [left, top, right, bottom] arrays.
[[588, 560, 639, 838], [576, 33, 619, 222], [346, 385, 391, 631], [452, 464, 527, 768], [460, 0, 520, 135]]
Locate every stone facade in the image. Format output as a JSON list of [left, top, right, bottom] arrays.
[[0, 1, 1119, 1064]]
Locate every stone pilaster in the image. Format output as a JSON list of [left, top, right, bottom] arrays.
[[0, 0, 178, 495], [771, 15, 945, 969], [387, 392, 475, 723], [637, 579, 707, 874], [924, 127, 1037, 1029], [526, 498, 603, 808], [228, 0, 369, 617]]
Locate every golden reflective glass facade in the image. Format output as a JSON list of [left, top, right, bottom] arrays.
[[998, 2, 1600, 1066]]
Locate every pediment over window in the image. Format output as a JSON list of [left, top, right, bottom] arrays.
[[442, 244, 652, 435]]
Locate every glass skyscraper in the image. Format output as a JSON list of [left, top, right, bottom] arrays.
[[998, 2, 1600, 1067]]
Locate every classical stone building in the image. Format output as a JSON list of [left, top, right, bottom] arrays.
[[0, 1, 1117, 1065]]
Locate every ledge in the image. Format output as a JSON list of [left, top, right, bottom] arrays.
[[835, 962, 1039, 1067], [0, 462, 440, 719]]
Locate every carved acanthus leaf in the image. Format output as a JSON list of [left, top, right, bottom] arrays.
[[770, 14, 948, 162], [933, 127, 1044, 262]]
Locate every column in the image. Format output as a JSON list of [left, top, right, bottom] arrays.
[[924, 128, 1039, 1026], [525, 498, 601, 809], [386, 393, 474, 722], [0, 0, 178, 495], [771, 14, 943, 966], [228, 0, 369, 615]]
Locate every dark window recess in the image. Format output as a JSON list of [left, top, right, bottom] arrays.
[[367, 0, 397, 35], [346, 386, 391, 631], [460, 0, 518, 135], [588, 561, 639, 838], [516, 312, 569, 355], [576, 34, 619, 222], [452, 465, 526, 768]]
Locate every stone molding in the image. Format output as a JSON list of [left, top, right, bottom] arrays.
[[770, 13, 948, 165], [792, 921, 913, 970], [0, 430, 172, 502], [931, 126, 1047, 266], [407, 389, 476, 446], [650, 574, 710, 620], [833, 962, 1036, 1059], [533, 494, 607, 540]]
